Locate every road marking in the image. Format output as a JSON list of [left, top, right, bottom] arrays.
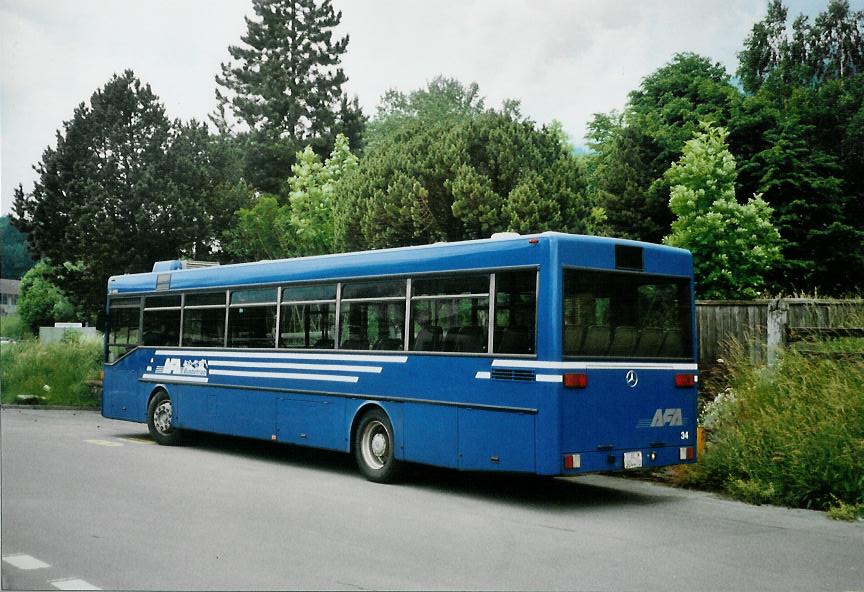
[[84, 439, 123, 447], [2, 554, 50, 570], [117, 437, 155, 445], [51, 578, 101, 590]]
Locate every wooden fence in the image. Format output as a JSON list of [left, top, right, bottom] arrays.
[[696, 298, 864, 369]]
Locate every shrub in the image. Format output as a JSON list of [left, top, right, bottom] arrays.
[[17, 261, 78, 332], [0, 337, 102, 407], [683, 348, 864, 511]]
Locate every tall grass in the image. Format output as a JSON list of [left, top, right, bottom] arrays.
[[0, 314, 30, 340], [0, 335, 102, 406], [684, 345, 864, 511]]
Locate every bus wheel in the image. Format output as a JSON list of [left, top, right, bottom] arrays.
[[354, 408, 401, 483], [147, 390, 180, 446]]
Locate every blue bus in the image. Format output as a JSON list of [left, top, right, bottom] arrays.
[[103, 232, 698, 482]]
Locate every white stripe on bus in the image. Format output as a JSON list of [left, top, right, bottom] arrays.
[[535, 374, 564, 382], [491, 360, 698, 371], [141, 374, 209, 383], [154, 350, 407, 363], [206, 360, 382, 374], [208, 369, 359, 383], [475, 371, 491, 379]]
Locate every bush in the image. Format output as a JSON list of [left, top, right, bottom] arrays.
[[683, 348, 864, 511], [0, 337, 102, 407], [17, 261, 78, 333]]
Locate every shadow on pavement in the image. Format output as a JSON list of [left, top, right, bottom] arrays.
[[142, 429, 669, 511]]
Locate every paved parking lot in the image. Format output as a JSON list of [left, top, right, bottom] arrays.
[[2, 408, 862, 591]]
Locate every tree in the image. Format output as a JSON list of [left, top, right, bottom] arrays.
[[664, 123, 780, 299], [0, 215, 34, 279], [12, 71, 249, 322], [738, 0, 864, 92], [732, 1, 864, 292], [214, 0, 365, 194], [335, 79, 597, 251], [17, 261, 77, 332], [225, 133, 358, 260], [587, 54, 740, 243]]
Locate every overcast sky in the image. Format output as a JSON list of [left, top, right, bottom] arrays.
[[0, 0, 839, 217]]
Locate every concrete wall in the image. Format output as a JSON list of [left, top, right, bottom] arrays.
[[39, 326, 101, 343]]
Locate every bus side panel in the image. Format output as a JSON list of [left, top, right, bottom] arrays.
[[457, 409, 535, 472], [175, 386, 217, 432], [402, 404, 458, 468], [276, 396, 346, 451], [213, 388, 278, 441], [102, 357, 143, 422]]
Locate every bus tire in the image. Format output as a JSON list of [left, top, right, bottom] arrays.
[[147, 390, 181, 446], [353, 408, 401, 483]]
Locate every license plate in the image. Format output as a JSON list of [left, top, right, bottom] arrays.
[[623, 451, 643, 469]]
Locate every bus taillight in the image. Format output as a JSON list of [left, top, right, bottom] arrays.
[[563, 453, 581, 469], [674, 374, 696, 388], [563, 373, 588, 389]]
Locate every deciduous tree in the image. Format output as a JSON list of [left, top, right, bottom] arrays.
[[12, 71, 249, 322], [664, 123, 780, 299]]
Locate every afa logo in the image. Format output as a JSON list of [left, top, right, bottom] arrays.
[[650, 408, 683, 427], [155, 358, 208, 377]]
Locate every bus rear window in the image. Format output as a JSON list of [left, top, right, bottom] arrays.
[[563, 269, 692, 359]]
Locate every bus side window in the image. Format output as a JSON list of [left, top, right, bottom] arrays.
[[410, 274, 489, 353], [339, 280, 406, 351], [142, 295, 182, 347], [107, 297, 141, 362], [279, 283, 337, 350], [493, 270, 537, 355], [227, 288, 278, 349]]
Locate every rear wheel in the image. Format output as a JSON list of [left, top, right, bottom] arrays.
[[147, 390, 180, 446], [353, 408, 401, 483]]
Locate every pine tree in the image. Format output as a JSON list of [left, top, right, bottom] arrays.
[[334, 79, 596, 252], [214, 0, 364, 193]]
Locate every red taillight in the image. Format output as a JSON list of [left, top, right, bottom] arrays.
[[679, 446, 695, 460], [563, 373, 588, 389], [675, 373, 696, 388], [563, 453, 581, 469]]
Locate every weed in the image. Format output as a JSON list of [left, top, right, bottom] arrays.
[[0, 337, 102, 407], [826, 497, 864, 522], [684, 347, 864, 512]]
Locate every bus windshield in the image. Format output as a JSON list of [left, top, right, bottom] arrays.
[[563, 269, 692, 360]]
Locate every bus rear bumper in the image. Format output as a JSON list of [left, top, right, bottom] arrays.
[[556, 445, 697, 475]]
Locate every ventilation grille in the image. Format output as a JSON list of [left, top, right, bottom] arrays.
[[491, 368, 536, 382]]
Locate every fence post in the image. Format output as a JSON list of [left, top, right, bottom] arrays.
[[767, 298, 789, 367]]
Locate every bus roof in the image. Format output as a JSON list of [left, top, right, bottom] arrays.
[[107, 232, 691, 295]]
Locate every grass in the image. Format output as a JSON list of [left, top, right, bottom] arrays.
[[0, 314, 30, 340], [0, 334, 102, 407], [681, 345, 864, 513]]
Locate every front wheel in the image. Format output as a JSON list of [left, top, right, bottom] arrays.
[[147, 390, 180, 446], [353, 408, 401, 483]]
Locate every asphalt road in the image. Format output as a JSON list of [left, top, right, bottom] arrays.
[[1, 408, 862, 591]]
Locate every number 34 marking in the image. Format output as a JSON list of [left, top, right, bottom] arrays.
[[680, 431, 690, 440]]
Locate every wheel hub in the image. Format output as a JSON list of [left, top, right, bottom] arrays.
[[371, 432, 387, 457], [153, 401, 173, 434]]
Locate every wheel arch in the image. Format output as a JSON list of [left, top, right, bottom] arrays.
[[348, 402, 399, 457], [145, 385, 173, 419]]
